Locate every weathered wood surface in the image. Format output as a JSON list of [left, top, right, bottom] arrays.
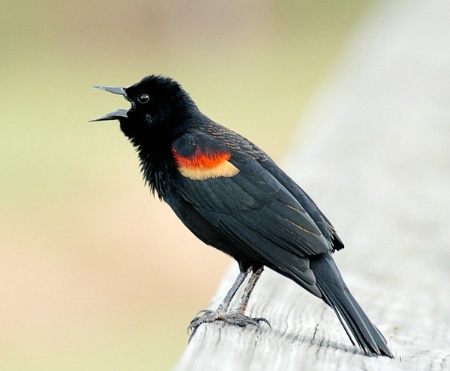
[[177, 1, 450, 370]]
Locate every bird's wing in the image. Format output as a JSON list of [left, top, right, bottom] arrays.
[[255, 151, 344, 251], [171, 131, 333, 289]]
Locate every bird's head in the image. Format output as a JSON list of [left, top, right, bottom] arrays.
[[91, 75, 199, 147]]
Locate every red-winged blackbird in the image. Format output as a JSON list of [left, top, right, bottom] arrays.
[[92, 75, 393, 357]]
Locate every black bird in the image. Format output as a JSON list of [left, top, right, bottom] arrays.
[[91, 75, 393, 357]]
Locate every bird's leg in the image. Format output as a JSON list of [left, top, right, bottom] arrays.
[[236, 266, 264, 315], [227, 267, 271, 328], [188, 269, 249, 339], [216, 269, 249, 314], [188, 267, 270, 340]]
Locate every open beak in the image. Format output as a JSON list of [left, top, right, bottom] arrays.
[[90, 86, 128, 122]]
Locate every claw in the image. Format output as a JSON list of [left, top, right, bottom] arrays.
[[194, 307, 221, 317], [187, 307, 271, 342], [222, 312, 272, 329]]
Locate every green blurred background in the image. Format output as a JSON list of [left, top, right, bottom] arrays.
[[1, 1, 373, 370]]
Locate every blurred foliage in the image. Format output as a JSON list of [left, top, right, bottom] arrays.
[[1, 1, 373, 370]]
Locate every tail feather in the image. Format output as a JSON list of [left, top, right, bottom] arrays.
[[309, 254, 393, 358]]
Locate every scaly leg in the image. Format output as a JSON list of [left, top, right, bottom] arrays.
[[188, 267, 270, 340], [236, 267, 265, 315]]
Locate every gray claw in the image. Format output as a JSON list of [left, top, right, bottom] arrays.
[[187, 308, 271, 342]]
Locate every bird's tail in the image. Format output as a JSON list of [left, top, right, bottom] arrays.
[[309, 254, 393, 358]]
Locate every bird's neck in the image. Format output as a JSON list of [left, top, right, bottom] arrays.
[[136, 146, 170, 200]]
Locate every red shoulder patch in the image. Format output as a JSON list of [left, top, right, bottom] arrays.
[[172, 147, 239, 180]]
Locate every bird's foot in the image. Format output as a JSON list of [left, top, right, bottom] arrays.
[[188, 306, 270, 341]]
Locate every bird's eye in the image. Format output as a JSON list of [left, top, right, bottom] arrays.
[[137, 93, 150, 104]]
